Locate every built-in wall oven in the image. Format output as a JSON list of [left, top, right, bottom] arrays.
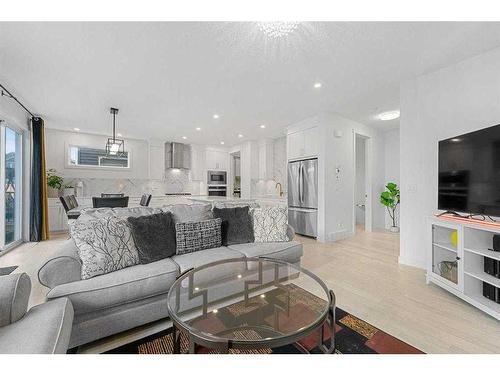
[[207, 170, 227, 185], [208, 185, 227, 196]]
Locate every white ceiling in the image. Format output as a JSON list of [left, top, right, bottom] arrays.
[[2, 22, 500, 146]]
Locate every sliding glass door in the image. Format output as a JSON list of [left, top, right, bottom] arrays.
[[0, 124, 23, 252]]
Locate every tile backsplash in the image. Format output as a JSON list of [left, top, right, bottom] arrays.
[[64, 169, 192, 197]]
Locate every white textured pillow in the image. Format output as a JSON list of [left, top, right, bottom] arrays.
[[69, 216, 139, 279], [252, 206, 288, 243]]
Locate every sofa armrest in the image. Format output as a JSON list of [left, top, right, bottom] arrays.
[[38, 240, 82, 289], [286, 224, 295, 241], [0, 273, 31, 328]]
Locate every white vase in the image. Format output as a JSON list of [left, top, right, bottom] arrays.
[[390, 226, 400, 233]]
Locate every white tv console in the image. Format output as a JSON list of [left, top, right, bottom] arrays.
[[428, 216, 500, 320]]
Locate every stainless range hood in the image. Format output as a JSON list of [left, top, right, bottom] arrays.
[[165, 142, 191, 170]]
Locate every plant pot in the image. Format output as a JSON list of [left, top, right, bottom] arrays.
[[47, 187, 60, 198], [390, 226, 400, 233]]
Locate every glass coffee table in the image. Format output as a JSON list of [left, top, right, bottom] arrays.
[[167, 257, 335, 354]]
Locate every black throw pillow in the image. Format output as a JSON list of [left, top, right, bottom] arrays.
[[127, 212, 176, 264], [213, 206, 254, 246]]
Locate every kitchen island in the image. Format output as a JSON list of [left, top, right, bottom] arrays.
[[188, 195, 287, 208]]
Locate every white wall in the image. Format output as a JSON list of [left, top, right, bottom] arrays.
[[400, 46, 500, 269], [45, 128, 149, 180], [383, 128, 400, 228]]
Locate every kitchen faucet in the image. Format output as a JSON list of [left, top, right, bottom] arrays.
[[275, 182, 284, 197]]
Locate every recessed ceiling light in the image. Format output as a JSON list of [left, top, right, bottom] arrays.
[[376, 110, 400, 121], [220, 141, 225, 145], [238, 134, 243, 138], [196, 127, 201, 131], [73, 128, 80, 131], [314, 82, 322, 89], [260, 124, 266, 129], [182, 136, 187, 140], [213, 114, 219, 119], [450, 138, 461, 143]]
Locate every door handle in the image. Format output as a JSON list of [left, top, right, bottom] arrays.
[[300, 164, 305, 203], [298, 164, 303, 204]]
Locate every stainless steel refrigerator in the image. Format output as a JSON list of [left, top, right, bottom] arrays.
[[288, 158, 318, 237]]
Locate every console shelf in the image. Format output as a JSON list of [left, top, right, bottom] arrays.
[[464, 247, 500, 261], [428, 216, 500, 320]]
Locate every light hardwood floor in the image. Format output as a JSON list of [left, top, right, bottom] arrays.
[[1, 227, 499, 353]]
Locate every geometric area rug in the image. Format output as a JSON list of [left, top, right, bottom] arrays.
[[106, 285, 424, 355]]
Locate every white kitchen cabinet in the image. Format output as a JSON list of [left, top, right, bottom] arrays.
[[205, 149, 228, 171], [303, 126, 319, 157], [48, 199, 66, 232], [190, 145, 206, 181], [287, 126, 318, 160], [149, 144, 165, 180]]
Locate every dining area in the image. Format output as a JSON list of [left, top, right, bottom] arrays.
[[57, 193, 152, 221]]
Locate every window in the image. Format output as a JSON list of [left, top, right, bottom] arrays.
[[1, 124, 22, 251], [68, 145, 129, 168]]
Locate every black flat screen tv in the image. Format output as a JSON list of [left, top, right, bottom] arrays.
[[438, 124, 500, 216]]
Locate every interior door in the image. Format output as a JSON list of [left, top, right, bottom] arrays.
[[287, 161, 301, 207], [301, 159, 318, 209]]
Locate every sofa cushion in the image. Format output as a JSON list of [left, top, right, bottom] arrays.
[[227, 241, 303, 263], [171, 247, 245, 285], [175, 218, 222, 255], [161, 203, 213, 223], [252, 206, 288, 243], [127, 212, 177, 263], [0, 298, 73, 354], [69, 216, 140, 279], [46, 258, 179, 314], [213, 206, 254, 246], [0, 273, 31, 328]]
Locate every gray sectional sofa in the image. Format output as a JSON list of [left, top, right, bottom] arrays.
[[38, 204, 303, 349]]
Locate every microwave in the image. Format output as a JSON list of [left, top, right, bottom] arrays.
[[207, 170, 227, 185]]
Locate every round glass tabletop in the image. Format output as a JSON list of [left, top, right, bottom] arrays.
[[167, 257, 332, 348]]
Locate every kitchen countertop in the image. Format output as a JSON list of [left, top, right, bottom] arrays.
[[189, 196, 287, 203]]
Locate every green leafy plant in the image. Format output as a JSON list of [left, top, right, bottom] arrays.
[[46, 168, 64, 191], [380, 182, 400, 228]]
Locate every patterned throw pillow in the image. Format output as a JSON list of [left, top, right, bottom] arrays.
[[175, 218, 222, 255], [69, 216, 139, 279], [252, 207, 288, 243]]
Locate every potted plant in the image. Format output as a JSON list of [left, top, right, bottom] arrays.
[[46, 169, 64, 198], [380, 182, 400, 232]]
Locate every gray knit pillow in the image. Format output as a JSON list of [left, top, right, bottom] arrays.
[[175, 218, 222, 255]]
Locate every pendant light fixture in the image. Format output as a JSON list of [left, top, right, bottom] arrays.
[[105, 107, 125, 156]]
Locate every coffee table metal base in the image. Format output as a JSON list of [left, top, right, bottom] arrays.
[[172, 289, 336, 354]]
